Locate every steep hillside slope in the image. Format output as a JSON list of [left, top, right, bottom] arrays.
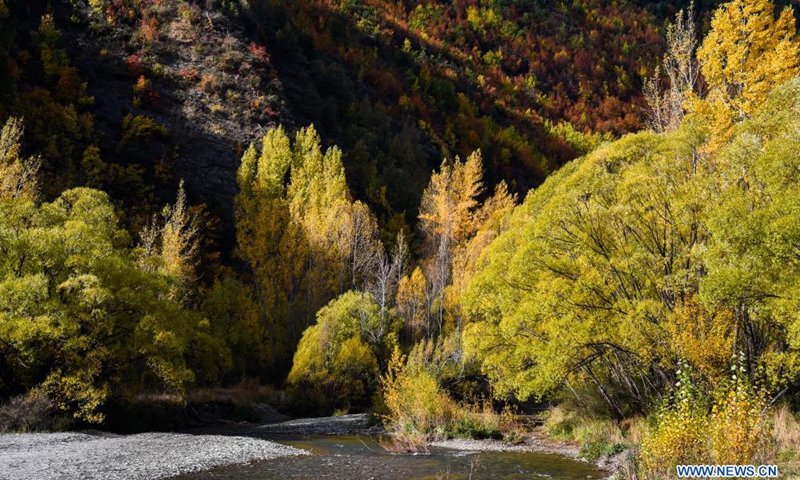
[[1, 0, 289, 237]]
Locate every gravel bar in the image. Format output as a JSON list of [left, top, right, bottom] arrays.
[[249, 413, 384, 436], [0, 431, 307, 480], [430, 435, 580, 458]]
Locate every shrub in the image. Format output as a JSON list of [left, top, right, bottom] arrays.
[[381, 349, 518, 450], [121, 114, 167, 146], [126, 54, 145, 77], [640, 362, 711, 477], [640, 358, 775, 478], [247, 42, 270, 64], [446, 412, 502, 440], [381, 349, 455, 439], [0, 389, 70, 432], [580, 439, 626, 462], [708, 362, 772, 465], [140, 14, 159, 45]]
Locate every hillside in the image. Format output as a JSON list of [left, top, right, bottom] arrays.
[[2, 0, 706, 240]]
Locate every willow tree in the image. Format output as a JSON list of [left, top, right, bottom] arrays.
[[700, 79, 800, 390], [461, 126, 714, 417]]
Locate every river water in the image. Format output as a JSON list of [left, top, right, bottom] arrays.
[[173, 434, 606, 479]]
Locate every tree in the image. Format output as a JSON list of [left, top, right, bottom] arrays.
[[287, 291, 390, 412], [0, 188, 214, 421], [462, 128, 708, 415], [645, 2, 699, 133], [365, 232, 408, 348], [447, 181, 515, 337], [700, 78, 800, 388], [235, 124, 386, 374], [462, 77, 800, 416], [397, 267, 428, 338], [418, 151, 484, 337], [694, 0, 800, 147], [236, 126, 307, 372], [139, 180, 200, 304]]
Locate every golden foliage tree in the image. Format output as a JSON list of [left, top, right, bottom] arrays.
[[139, 180, 200, 304], [236, 125, 384, 372], [417, 151, 485, 336], [694, 0, 800, 147]]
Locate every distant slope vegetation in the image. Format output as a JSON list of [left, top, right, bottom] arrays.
[[242, 0, 674, 227], [1, 0, 730, 238]]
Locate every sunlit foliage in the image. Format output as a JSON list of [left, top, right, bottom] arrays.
[[0, 187, 216, 421], [287, 291, 389, 411], [463, 0, 800, 423]]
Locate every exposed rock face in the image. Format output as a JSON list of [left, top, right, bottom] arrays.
[[62, 0, 292, 228]]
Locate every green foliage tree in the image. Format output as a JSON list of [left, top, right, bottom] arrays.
[[462, 0, 800, 420], [287, 291, 393, 411], [0, 187, 218, 421], [0, 118, 231, 419], [463, 75, 800, 418]]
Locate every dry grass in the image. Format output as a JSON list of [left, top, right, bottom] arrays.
[[380, 431, 430, 454], [774, 404, 800, 452], [0, 389, 69, 432], [543, 404, 629, 445], [187, 379, 277, 407]]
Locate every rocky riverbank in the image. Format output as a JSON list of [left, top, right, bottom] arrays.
[[0, 431, 306, 480]]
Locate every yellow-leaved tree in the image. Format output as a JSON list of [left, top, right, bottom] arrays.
[[694, 0, 800, 148], [139, 180, 200, 304], [235, 125, 382, 374], [417, 151, 485, 337]]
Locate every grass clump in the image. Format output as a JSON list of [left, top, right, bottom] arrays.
[[445, 401, 517, 440], [579, 439, 627, 462], [544, 404, 633, 445]]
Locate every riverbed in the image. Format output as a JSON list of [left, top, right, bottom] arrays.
[[0, 414, 607, 480], [172, 434, 606, 480]]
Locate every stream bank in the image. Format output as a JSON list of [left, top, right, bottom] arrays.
[[0, 412, 616, 480]]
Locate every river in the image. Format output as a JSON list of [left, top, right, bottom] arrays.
[[171, 433, 607, 480]]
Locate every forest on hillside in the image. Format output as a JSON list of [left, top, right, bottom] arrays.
[[2, 0, 800, 478]]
